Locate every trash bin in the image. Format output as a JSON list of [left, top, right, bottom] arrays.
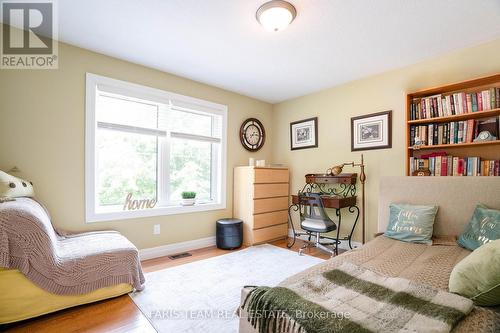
[[216, 218, 243, 249]]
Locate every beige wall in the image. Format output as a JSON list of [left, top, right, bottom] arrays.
[[0, 38, 273, 249], [271, 38, 500, 243], [2, 24, 500, 250]]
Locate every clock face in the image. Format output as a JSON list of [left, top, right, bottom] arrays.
[[240, 118, 265, 151]]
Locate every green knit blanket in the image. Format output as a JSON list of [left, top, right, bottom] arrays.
[[242, 262, 473, 333]]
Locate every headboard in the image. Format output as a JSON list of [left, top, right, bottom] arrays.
[[378, 176, 500, 236]]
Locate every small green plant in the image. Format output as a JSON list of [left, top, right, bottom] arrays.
[[181, 191, 197, 199]]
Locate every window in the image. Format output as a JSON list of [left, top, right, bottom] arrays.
[[85, 73, 227, 222]]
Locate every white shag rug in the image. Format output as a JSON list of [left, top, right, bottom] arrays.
[[130, 244, 324, 333]]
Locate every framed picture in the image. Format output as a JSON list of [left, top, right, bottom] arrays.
[[290, 117, 318, 150], [351, 110, 392, 151]]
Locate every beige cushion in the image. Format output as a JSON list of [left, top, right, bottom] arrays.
[[449, 239, 500, 306], [301, 218, 335, 232], [0, 171, 34, 199]]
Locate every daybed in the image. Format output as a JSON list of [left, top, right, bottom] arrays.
[[239, 176, 500, 332], [0, 198, 144, 324]]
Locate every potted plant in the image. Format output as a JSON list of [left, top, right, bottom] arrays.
[[181, 191, 196, 206]]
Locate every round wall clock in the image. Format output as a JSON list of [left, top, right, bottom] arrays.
[[240, 118, 265, 151]]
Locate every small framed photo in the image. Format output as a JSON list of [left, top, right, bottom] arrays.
[[290, 117, 318, 150], [351, 110, 392, 151]]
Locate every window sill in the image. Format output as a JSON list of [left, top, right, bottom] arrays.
[[86, 202, 226, 223]]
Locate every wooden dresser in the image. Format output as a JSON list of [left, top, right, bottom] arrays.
[[233, 166, 289, 245]]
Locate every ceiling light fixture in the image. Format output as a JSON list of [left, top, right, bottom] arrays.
[[256, 0, 297, 32]]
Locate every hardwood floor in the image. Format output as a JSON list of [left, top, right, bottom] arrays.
[[3, 238, 335, 332]]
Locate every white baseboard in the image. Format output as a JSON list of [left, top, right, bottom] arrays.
[[288, 229, 362, 250], [139, 236, 216, 261], [139, 231, 362, 262]]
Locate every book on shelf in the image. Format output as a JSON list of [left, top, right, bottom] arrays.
[[409, 116, 500, 146], [410, 86, 500, 120], [409, 153, 500, 176]]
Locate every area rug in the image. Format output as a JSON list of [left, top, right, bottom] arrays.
[[130, 244, 324, 333]]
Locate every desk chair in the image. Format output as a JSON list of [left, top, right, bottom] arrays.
[[297, 193, 339, 256]]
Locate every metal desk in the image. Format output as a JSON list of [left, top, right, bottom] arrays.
[[288, 173, 360, 253]]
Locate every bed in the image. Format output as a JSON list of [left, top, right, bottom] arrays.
[[238, 176, 500, 332]]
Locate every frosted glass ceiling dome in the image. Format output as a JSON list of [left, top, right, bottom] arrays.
[[256, 1, 297, 32]]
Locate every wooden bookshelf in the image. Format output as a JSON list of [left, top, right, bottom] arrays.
[[407, 108, 500, 125], [408, 140, 500, 150], [406, 73, 500, 176]]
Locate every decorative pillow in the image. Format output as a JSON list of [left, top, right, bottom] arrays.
[[0, 170, 35, 199], [449, 239, 500, 306], [457, 204, 500, 251], [384, 203, 438, 244]]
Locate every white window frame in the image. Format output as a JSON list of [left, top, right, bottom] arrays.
[[85, 73, 227, 223]]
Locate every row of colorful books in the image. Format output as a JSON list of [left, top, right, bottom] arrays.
[[409, 117, 500, 146], [410, 153, 500, 176], [409, 87, 500, 120]]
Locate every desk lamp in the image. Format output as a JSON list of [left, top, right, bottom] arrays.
[[327, 154, 366, 244]]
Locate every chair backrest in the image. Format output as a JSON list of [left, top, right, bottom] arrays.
[[298, 192, 332, 223]]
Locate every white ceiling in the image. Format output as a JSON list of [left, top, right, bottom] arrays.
[[56, 1, 500, 102]]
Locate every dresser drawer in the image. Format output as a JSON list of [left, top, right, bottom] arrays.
[[252, 223, 288, 244], [254, 197, 289, 214], [253, 210, 288, 229], [254, 183, 289, 199], [254, 168, 289, 184]]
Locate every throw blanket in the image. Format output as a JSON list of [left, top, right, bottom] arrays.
[[0, 198, 145, 295], [242, 262, 473, 333]]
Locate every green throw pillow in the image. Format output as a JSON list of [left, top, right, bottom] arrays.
[[449, 239, 500, 306], [457, 204, 500, 251], [384, 203, 438, 244]]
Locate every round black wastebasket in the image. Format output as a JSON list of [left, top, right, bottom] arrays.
[[216, 218, 243, 250]]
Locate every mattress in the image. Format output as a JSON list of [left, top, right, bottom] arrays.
[[239, 236, 500, 332], [0, 268, 132, 324]]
